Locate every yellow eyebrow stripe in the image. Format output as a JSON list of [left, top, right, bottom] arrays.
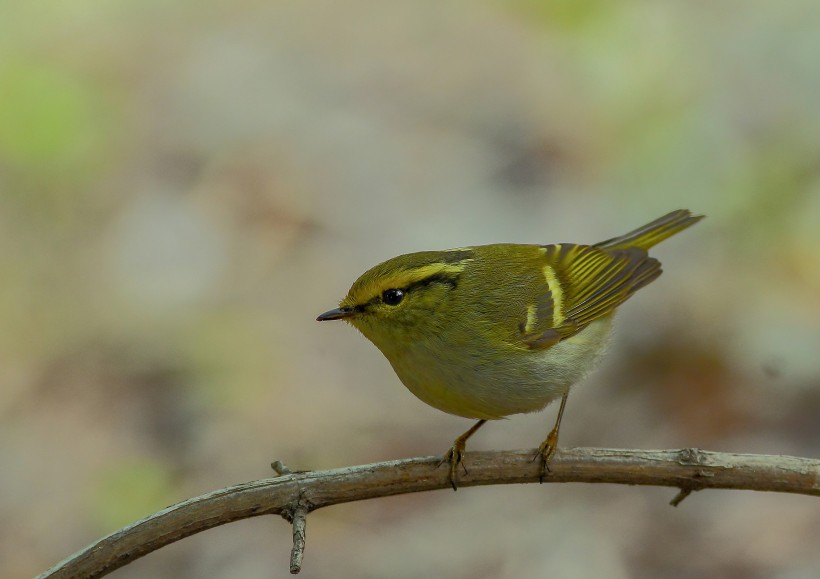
[[542, 264, 564, 326], [388, 262, 470, 289], [346, 261, 470, 307]]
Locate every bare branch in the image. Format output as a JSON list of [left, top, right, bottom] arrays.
[[37, 448, 820, 578]]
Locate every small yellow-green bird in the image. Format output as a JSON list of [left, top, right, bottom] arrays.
[[318, 210, 703, 489]]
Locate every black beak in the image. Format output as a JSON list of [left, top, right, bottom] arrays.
[[316, 307, 356, 321]]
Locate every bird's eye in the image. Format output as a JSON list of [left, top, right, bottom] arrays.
[[382, 288, 405, 306]]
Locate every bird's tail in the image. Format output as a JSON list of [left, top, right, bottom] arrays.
[[594, 209, 704, 251]]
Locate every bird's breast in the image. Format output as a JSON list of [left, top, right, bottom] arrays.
[[383, 317, 614, 420]]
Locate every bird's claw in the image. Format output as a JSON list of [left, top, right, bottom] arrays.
[[437, 444, 468, 491], [533, 429, 559, 483]]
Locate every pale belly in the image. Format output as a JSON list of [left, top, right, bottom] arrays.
[[386, 317, 614, 420]]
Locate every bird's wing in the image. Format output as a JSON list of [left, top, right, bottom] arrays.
[[519, 244, 661, 349]]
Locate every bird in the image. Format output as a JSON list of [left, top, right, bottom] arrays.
[[317, 209, 704, 489]]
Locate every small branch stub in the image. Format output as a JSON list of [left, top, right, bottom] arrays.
[[670, 487, 694, 507], [272, 461, 293, 476], [288, 505, 308, 574], [669, 447, 713, 506]]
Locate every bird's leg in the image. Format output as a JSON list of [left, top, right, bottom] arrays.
[[437, 419, 487, 491], [533, 393, 569, 482]]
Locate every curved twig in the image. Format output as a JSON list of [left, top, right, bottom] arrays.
[[37, 448, 820, 577]]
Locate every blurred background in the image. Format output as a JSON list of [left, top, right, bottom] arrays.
[[2, 0, 819, 577]]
